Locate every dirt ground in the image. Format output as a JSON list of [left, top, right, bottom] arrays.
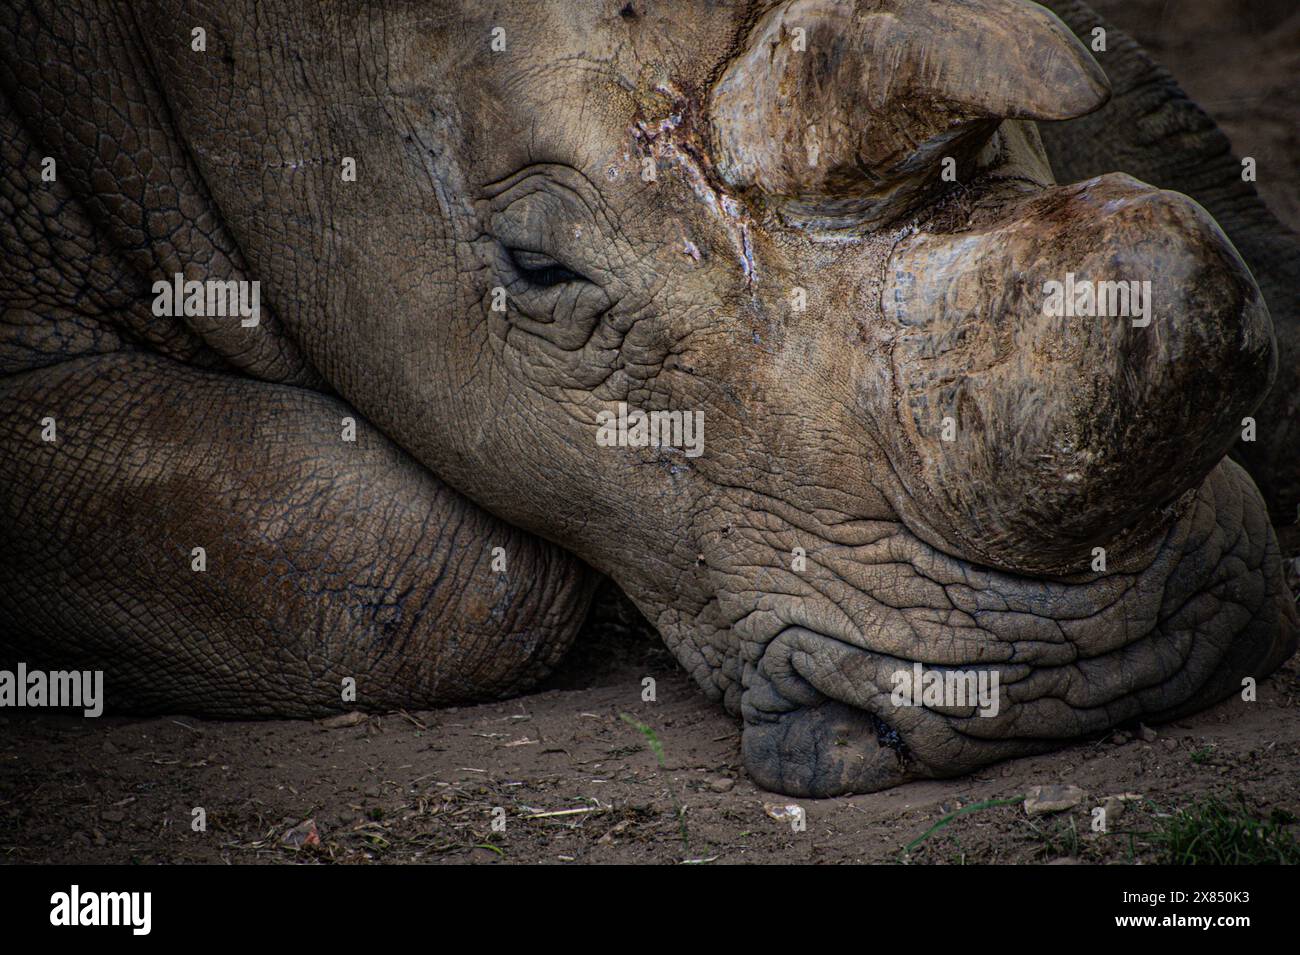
[[3, 600, 1299, 865], [3, 0, 1299, 865]]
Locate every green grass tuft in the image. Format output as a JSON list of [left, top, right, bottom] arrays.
[[1150, 795, 1300, 865]]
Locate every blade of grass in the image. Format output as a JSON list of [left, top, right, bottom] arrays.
[[905, 796, 1025, 854], [619, 713, 666, 767]]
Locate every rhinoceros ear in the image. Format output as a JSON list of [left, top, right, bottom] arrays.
[[708, 0, 1110, 229]]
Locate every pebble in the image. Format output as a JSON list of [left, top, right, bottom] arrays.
[[318, 711, 367, 729], [1024, 784, 1084, 816], [764, 802, 803, 821], [1102, 796, 1127, 821]]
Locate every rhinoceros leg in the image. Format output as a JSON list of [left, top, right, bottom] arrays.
[[1038, 0, 1300, 551], [0, 351, 595, 716]]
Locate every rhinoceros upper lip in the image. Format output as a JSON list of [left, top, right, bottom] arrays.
[[743, 468, 1246, 677], [887, 466, 1192, 583], [747, 460, 1293, 749]]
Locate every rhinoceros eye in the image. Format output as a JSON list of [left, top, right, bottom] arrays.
[[487, 169, 614, 348], [507, 248, 583, 288], [495, 240, 611, 349]]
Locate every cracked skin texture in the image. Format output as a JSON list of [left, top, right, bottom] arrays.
[[0, 0, 1296, 796]]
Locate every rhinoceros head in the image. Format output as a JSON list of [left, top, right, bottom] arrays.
[[130, 0, 1295, 794]]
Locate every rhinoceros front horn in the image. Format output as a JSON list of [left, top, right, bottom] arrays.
[[708, 0, 1110, 229]]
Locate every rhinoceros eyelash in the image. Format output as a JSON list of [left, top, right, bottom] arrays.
[[507, 248, 584, 288]]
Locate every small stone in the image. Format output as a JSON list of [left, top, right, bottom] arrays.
[[707, 776, 735, 793], [598, 820, 633, 844], [101, 740, 118, 755], [101, 810, 126, 823], [1111, 731, 1131, 745], [1138, 724, 1157, 743], [1024, 784, 1085, 816], [1102, 796, 1126, 822], [1161, 738, 1178, 752], [318, 711, 367, 729], [764, 802, 803, 822]]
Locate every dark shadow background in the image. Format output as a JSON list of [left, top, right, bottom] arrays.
[[1092, 0, 1299, 232]]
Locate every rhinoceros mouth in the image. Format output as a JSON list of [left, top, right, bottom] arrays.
[[736, 458, 1298, 796]]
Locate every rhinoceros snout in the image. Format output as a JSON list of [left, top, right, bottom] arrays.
[[882, 172, 1277, 576], [738, 460, 1296, 798]]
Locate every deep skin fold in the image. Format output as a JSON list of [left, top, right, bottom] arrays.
[[0, 0, 1296, 797]]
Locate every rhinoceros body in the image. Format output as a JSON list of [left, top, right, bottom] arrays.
[[1, 0, 1296, 795]]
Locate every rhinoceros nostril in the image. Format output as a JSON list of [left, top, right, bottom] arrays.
[[869, 711, 910, 759]]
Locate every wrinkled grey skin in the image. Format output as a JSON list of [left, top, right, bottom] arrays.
[[0, 0, 1296, 796]]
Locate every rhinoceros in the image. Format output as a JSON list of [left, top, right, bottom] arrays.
[[1, 0, 1296, 796]]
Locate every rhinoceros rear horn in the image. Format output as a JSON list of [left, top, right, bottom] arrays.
[[708, 0, 1110, 229]]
